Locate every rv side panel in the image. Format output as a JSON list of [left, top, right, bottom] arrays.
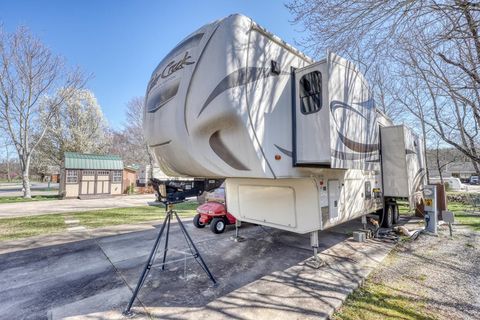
[[381, 125, 426, 202], [381, 125, 410, 197], [327, 53, 380, 171]]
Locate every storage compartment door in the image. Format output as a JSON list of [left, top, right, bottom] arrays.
[[293, 61, 331, 165], [328, 180, 340, 220]]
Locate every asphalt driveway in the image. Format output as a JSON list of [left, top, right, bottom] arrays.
[[0, 218, 393, 319]]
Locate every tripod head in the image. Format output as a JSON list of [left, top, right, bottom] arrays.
[[151, 178, 224, 205]]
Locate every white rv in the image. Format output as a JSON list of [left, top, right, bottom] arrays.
[[144, 14, 426, 236]]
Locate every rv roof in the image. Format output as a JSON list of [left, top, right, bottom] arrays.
[[247, 18, 315, 64]]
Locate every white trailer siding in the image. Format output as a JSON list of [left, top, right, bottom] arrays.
[[144, 14, 425, 233], [381, 125, 426, 204]]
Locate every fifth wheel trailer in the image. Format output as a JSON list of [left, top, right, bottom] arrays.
[[144, 14, 426, 236]]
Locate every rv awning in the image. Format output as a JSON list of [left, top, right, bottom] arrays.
[[64, 152, 124, 170]]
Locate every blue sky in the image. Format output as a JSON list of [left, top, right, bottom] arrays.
[[1, 0, 301, 129]]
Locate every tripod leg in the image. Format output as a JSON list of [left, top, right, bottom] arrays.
[[160, 213, 171, 271], [123, 211, 170, 316], [173, 211, 217, 285]]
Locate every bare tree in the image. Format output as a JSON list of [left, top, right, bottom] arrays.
[[0, 26, 84, 197], [287, 0, 480, 168], [0, 134, 13, 182], [109, 97, 154, 174]]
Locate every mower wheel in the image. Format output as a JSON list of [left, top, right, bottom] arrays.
[[210, 217, 226, 234], [193, 214, 205, 228]]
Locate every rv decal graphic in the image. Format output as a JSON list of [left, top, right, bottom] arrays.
[[338, 132, 379, 153], [330, 100, 366, 120], [146, 51, 195, 98], [198, 67, 289, 117], [274, 144, 292, 157], [161, 51, 195, 79], [331, 149, 378, 161], [209, 131, 250, 171], [149, 140, 172, 148], [330, 100, 379, 155]]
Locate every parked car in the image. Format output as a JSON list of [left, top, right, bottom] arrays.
[[470, 176, 479, 185], [429, 177, 468, 191]]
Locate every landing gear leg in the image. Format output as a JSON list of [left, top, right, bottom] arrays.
[[362, 215, 367, 230], [305, 231, 325, 269], [230, 220, 245, 242]]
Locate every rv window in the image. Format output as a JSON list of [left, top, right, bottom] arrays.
[[299, 71, 322, 114], [365, 181, 372, 200]]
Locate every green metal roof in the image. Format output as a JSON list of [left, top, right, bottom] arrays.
[[64, 152, 124, 170]]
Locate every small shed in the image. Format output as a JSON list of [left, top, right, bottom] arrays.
[[123, 165, 138, 193], [60, 152, 124, 198]]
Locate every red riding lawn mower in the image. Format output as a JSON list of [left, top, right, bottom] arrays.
[[194, 202, 236, 234], [193, 186, 236, 234]]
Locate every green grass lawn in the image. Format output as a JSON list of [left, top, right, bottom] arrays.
[[73, 203, 198, 228], [333, 200, 480, 319], [332, 281, 435, 320], [446, 201, 480, 231], [0, 202, 199, 241], [397, 200, 411, 215], [0, 195, 60, 204], [0, 213, 66, 241]]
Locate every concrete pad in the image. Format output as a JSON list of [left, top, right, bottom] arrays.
[[144, 233, 392, 320], [67, 226, 87, 232], [64, 219, 80, 224]]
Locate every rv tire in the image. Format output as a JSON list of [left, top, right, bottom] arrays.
[[392, 203, 399, 225], [382, 205, 393, 228]]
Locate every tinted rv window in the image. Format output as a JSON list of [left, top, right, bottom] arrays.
[[300, 71, 322, 114]]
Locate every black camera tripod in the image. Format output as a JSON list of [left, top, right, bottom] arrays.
[[123, 202, 217, 316]]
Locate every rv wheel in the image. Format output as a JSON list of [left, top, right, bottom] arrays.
[[392, 204, 400, 225], [382, 205, 393, 228], [193, 214, 205, 228], [210, 217, 226, 234]]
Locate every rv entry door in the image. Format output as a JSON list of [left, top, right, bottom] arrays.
[[293, 61, 330, 166]]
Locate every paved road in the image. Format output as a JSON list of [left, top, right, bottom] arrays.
[[0, 218, 393, 320], [0, 182, 59, 197], [0, 194, 157, 218]]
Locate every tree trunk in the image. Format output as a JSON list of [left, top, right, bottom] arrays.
[[420, 114, 430, 184], [472, 160, 480, 176], [21, 155, 32, 198], [22, 170, 31, 198], [6, 161, 11, 182], [5, 146, 11, 182], [436, 145, 443, 184], [145, 144, 155, 183]]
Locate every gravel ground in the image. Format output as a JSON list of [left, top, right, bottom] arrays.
[[368, 221, 480, 320]]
